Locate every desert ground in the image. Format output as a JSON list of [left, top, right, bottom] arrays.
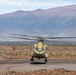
[[0, 44, 76, 75], [0, 44, 76, 59]]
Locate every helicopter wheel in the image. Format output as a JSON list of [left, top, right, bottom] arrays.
[[31, 57, 34, 61], [45, 57, 47, 62]]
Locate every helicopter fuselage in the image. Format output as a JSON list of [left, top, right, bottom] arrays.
[[31, 41, 48, 61]]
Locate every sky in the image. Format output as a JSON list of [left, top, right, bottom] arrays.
[[0, 0, 76, 14]]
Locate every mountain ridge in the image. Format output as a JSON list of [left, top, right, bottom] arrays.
[[0, 5, 76, 41], [1, 4, 76, 16]]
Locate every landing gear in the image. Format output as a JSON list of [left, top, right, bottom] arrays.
[[31, 57, 34, 61], [45, 57, 47, 62]]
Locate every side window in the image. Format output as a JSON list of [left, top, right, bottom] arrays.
[[42, 47, 44, 50], [36, 46, 38, 50]]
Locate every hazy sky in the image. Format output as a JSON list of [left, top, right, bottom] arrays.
[[0, 0, 76, 14]]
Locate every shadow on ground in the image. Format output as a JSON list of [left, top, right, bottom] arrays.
[[30, 61, 47, 64]]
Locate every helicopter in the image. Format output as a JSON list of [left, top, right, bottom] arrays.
[[8, 34, 76, 63], [30, 37, 48, 62]]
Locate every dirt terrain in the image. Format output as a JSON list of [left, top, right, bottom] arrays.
[[2, 69, 76, 75], [0, 59, 76, 75], [0, 44, 76, 59], [0, 44, 76, 75]]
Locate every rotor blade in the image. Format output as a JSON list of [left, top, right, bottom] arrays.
[[12, 34, 41, 38], [45, 37, 76, 39], [13, 34, 76, 39], [0, 35, 38, 41], [8, 34, 76, 40], [9, 36, 37, 40]]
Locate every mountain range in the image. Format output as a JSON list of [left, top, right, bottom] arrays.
[[0, 5, 76, 41]]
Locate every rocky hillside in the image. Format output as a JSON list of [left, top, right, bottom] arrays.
[[0, 5, 76, 41]]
